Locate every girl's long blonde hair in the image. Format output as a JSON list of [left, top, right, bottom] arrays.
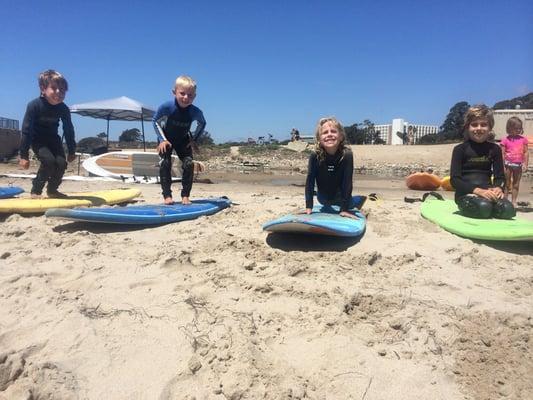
[[313, 116, 349, 160]]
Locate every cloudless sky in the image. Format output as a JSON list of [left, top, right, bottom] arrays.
[[1, 0, 531, 143]]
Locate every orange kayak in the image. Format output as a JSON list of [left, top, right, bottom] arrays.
[[405, 172, 441, 191]]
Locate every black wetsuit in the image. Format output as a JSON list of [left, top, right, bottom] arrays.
[[152, 100, 206, 198], [450, 140, 514, 219], [305, 149, 354, 211], [20, 96, 76, 195]]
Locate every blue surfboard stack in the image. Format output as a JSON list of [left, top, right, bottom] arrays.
[[0, 186, 24, 199], [263, 204, 366, 237], [45, 197, 231, 225]]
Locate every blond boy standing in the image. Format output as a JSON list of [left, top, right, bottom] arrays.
[[153, 76, 206, 204]]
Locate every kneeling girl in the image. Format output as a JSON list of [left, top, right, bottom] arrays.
[[305, 117, 362, 219]]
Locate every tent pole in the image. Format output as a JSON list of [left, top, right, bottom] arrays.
[[141, 111, 146, 152], [106, 117, 110, 150]]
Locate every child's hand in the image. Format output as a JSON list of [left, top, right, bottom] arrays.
[[67, 154, 76, 163], [305, 208, 312, 214], [473, 187, 500, 201], [157, 140, 171, 154], [19, 158, 30, 169], [523, 164, 529, 172], [488, 187, 504, 199], [194, 161, 206, 173], [340, 210, 359, 220]]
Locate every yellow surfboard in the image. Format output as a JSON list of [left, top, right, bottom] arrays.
[[0, 188, 141, 214], [441, 176, 493, 192], [440, 176, 454, 191], [405, 172, 441, 191]]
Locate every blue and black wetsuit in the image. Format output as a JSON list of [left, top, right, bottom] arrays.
[[305, 149, 356, 212], [152, 99, 206, 199], [20, 96, 76, 195], [450, 140, 514, 219]]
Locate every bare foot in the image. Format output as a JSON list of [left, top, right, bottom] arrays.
[[164, 197, 174, 205], [30, 193, 42, 199], [181, 197, 191, 205]]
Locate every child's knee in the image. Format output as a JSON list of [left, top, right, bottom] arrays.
[[39, 157, 57, 172], [458, 195, 493, 219], [159, 156, 173, 170], [493, 199, 516, 219], [37, 150, 53, 163], [56, 157, 67, 170], [182, 157, 193, 171]]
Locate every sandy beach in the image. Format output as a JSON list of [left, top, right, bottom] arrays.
[[0, 144, 532, 400]]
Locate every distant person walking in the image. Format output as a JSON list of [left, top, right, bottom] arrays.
[[500, 116, 529, 207], [19, 69, 76, 199], [291, 128, 300, 141]]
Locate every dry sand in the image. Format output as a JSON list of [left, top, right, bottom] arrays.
[[0, 144, 532, 400]]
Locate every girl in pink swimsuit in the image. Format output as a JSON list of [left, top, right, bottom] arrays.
[[500, 117, 529, 207]]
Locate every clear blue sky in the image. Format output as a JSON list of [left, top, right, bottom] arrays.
[[1, 0, 531, 143]]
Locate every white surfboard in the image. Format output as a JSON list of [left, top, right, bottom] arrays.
[[82, 151, 204, 180], [82, 151, 182, 179]]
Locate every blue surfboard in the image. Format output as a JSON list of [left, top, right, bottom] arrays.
[[263, 204, 366, 237], [45, 197, 231, 224], [0, 186, 24, 199]]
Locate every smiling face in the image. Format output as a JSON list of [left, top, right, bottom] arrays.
[[319, 121, 343, 154], [38, 70, 68, 106], [173, 84, 196, 108], [41, 83, 66, 105], [467, 118, 490, 143]]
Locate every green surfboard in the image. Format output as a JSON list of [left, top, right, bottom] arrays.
[[420, 199, 533, 241]]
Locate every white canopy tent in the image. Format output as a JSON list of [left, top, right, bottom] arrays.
[[70, 96, 155, 151]]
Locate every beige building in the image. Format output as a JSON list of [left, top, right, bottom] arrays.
[[492, 109, 533, 140]]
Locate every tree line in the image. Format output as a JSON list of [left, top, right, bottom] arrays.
[[343, 120, 386, 145], [416, 92, 532, 144], [77, 129, 214, 153], [78, 92, 532, 152]]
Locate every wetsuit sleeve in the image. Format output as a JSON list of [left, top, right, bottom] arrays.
[[305, 153, 318, 209], [340, 151, 354, 211], [190, 107, 206, 142], [61, 105, 76, 155], [450, 144, 476, 195], [19, 101, 37, 159], [491, 144, 505, 189], [152, 103, 169, 142]]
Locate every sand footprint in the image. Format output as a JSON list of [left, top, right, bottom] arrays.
[[0, 352, 25, 391]]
